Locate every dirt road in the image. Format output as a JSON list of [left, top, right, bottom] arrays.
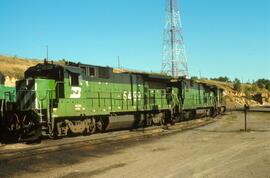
[[1, 112, 270, 178]]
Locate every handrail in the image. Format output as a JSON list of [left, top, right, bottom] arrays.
[[0, 99, 4, 119]]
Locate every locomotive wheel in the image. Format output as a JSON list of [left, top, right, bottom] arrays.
[[18, 114, 41, 143], [3, 113, 21, 143], [96, 119, 103, 132], [147, 118, 152, 126], [7, 113, 20, 132], [90, 119, 96, 134], [160, 118, 166, 126], [210, 108, 218, 117], [49, 129, 59, 139], [83, 118, 96, 135], [22, 115, 31, 129]]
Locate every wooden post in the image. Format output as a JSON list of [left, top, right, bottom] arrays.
[[244, 107, 247, 132], [244, 104, 249, 132]]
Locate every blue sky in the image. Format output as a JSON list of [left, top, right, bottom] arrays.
[[0, 0, 269, 81]]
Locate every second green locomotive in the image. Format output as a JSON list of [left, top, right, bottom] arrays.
[[0, 85, 16, 141]]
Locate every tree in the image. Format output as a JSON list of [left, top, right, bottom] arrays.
[[233, 78, 241, 92], [256, 79, 266, 88], [255, 79, 270, 91], [211, 76, 230, 82], [190, 76, 199, 80], [251, 84, 258, 93], [244, 86, 253, 99]]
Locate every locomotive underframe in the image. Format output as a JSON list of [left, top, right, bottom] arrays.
[[45, 109, 172, 137]]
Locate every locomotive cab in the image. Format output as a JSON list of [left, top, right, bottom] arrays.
[[16, 63, 62, 111], [13, 63, 66, 140]]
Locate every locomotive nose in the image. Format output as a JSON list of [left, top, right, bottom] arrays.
[[16, 79, 36, 110]]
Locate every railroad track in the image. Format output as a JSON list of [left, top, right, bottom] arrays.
[[227, 106, 270, 113], [0, 116, 221, 161]]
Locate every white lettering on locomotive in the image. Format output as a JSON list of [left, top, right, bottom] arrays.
[[70, 87, 81, 98], [123, 91, 141, 101]]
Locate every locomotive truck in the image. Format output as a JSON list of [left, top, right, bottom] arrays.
[[1, 61, 225, 142]]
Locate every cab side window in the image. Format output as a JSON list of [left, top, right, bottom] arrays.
[[89, 67, 96, 77], [99, 67, 110, 79], [69, 73, 79, 86]]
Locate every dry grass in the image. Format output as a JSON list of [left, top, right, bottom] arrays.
[[0, 55, 41, 79]]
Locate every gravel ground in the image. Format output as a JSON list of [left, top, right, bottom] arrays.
[[1, 112, 270, 178]]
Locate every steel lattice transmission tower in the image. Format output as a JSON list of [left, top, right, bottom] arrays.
[[161, 0, 189, 78]]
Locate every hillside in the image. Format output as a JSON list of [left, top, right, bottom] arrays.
[[0, 55, 41, 86], [199, 79, 270, 108]]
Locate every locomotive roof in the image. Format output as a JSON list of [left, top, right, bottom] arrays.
[[122, 71, 171, 80], [196, 80, 224, 90], [25, 62, 62, 75], [25, 61, 178, 82], [113, 68, 171, 80], [65, 61, 171, 80], [171, 78, 223, 90], [25, 61, 108, 74], [64, 61, 111, 70]]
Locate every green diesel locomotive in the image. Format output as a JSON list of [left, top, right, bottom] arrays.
[[0, 85, 16, 140], [4, 61, 225, 141]]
